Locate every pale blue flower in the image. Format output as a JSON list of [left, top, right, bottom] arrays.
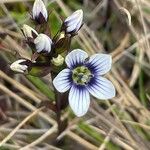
[[53, 49, 116, 117], [32, 0, 48, 23], [64, 9, 83, 33]]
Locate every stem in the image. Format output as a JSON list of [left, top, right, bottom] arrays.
[[55, 89, 62, 135], [51, 71, 62, 135], [51, 72, 69, 135]]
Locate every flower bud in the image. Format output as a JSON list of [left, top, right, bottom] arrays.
[[34, 34, 52, 53], [63, 9, 83, 34], [21, 24, 38, 39], [51, 55, 64, 66], [32, 0, 48, 24], [10, 59, 29, 73]]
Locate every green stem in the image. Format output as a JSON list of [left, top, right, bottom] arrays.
[[139, 68, 147, 107]]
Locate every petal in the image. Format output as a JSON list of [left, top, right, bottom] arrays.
[[10, 59, 28, 73], [66, 17, 80, 27], [53, 69, 72, 93], [75, 17, 83, 31], [32, 0, 48, 20], [87, 76, 116, 99], [66, 13, 83, 33], [66, 22, 78, 33], [34, 34, 52, 53], [66, 17, 82, 33], [22, 24, 38, 38], [87, 54, 112, 75], [65, 9, 83, 23], [65, 49, 88, 69], [69, 85, 90, 117], [33, 0, 42, 18]]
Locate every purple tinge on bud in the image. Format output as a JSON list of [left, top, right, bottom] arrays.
[[32, 0, 48, 24], [64, 9, 83, 34], [34, 34, 52, 53], [22, 24, 38, 39]]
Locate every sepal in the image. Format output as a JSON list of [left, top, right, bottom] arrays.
[[54, 33, 71, 54]]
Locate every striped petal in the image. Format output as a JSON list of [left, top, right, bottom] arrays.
[[32, 0, 48, 21], [69, 85, 90, 117], [65, 10, 83, 33], [65, 49, 88, 69], [53, 69, 72, 93], [65, 10, 83, 22], [34, 34, 52, 53], [87, 76, 116, 99], [87, 54, 112, 75]]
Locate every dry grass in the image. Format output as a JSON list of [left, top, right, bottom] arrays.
[[0, 0, 150, 149]]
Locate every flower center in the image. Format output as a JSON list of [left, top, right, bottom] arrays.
[[72, 66, 93, 85]]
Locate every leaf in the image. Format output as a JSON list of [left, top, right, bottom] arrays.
[[27, 75, 55, 100]]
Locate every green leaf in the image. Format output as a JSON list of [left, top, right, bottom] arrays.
[[0, 147, 10, 150], [27, 75, 55, 100], [10, 12, 27, 23], [139, 68, 147, 107]]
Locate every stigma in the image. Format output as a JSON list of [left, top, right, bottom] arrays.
[[72, 66, 93, 85]]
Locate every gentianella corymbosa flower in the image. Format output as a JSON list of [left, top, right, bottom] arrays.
[[32, 0, 48, 24], [10, 59, 29, 73], [63, 9, 83, 34], [34, 33, 52, 53], [53, 49, 116, 117]]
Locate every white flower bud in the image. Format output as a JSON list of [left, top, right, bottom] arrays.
[[51, 55, 64, 66], [64, 9, 83, 33], [22, 24, 38, 39], [32, 0, 48, 23], [34, 34, 52, 53], [10, 59, 28, 73]]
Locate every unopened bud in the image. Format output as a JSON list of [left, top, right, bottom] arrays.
[[34, 33, 52, 53], [63, 9, 83, 34], [51, 55, 64, 66], [32, 0, 48, 24], [21, 24, 38, 39], [10, 59, 30, 73]]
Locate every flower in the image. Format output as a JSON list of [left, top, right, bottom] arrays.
[[10, 59, 29, 73], [53, 49, 116, 117], [32, 0, 48, 24], [21, 24, 38, 39], [34, 33, 52, 53], [51, 55, 64, 66], [63, 9, 83, 34]]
